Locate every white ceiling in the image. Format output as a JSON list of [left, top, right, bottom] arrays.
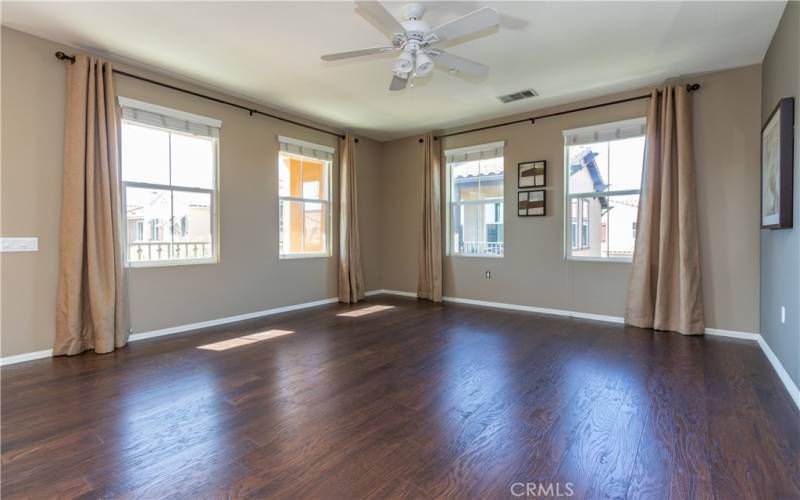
[[1, 1, 785, 141]]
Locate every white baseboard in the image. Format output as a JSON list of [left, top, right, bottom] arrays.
[[0, 296, 341, 366], [4, 290, 798, 411], [704, 328, 760, 341], [0, 349, 53, 366], [757, 335, 800, 409], [368, 288, 418, 298], [128, 296, 340, 342], [376, 290, 800, 409]]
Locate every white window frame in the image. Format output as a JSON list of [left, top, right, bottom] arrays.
[[445, 141, 505, 259], [277, 139, 334, 260], [119, 98, 221, 268], [563, 118, 645, 263]]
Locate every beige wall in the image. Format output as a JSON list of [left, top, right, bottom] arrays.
[[0, 27, 384, 356], [381, 65, 762, 333], [0, 26, 764, 358]]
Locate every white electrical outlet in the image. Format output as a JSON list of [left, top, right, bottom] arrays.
[[0, 237, 38, 252], [781, 306, 786, 324]]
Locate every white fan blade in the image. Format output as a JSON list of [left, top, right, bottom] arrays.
[[431, 7, 499, 43], [433, 51, 489, 78], [389, 74, 408, 91], [321, 46, 396, 61], [355, 1, 404, 38]]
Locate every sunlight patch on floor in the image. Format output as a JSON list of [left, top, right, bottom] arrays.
[[198, 329, 294, 351], [337, 305, 396, 317]]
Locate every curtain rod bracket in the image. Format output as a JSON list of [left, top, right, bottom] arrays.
[[55, 51, 76, 64]]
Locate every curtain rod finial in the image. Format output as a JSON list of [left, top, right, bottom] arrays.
[[55, 51, 76, 63], [686, 83, 700, 92]]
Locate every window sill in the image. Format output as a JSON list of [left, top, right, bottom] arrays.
[[566, 256, 632, 264], [279, 253, 332, 260], [127, 257, 218, 268]]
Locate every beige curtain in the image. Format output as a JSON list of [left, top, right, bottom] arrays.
[[54, 55, 129, 355], [417, 133, 443, 302], [625, 85, 705, 335], [338, 133, 365, 303]]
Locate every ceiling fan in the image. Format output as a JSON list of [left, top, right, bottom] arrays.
[[321, 1, 499, 91]]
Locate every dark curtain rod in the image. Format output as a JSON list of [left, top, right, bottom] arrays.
[[433, 83, 701, 140], [55, 51, 350, 141], [57, 51, 699, 145]]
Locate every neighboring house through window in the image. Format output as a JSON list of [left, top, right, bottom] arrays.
[[563, 118, 645, 261], [119, 97, 220, 266]]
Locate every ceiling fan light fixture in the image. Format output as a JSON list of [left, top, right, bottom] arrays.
[[393, 51, 414, 74], [415, 51, 433, 76]]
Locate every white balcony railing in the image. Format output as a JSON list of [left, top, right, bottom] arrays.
[[128, 241, 211, 262], [461, 241, 504, 256]]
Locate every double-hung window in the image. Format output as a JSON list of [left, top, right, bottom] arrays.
[[564, 118, 645, 261], [278, 136, 333, 258], [119, 97, 220, 267], [446, 141, 505, 257]]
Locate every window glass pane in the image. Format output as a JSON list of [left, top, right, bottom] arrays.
[[478, 158, 504, 200], [279, 200, 327, 255], [569, 195, 639, 259], [125, 186, 172, 262], [278, 154, 292, 197], [451, 161, 480, 202], [301, 158, 327, 201], [121, 122, 169, 184], [172, 190, 213, 260], [607, 136, 645, 191], [279, 154, 303, 198], [303, 202, 326, 253], [567, 141, 609, 195], [279, 199, 300, 254], [452, 201, 504, 256], [170, 132, 214, 189], [571, 199, 579, 250]]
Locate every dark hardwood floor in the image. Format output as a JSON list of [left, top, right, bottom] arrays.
[[2, 295, 798, 499]]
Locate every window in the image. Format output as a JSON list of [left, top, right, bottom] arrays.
[[564, 118, 645, 261], [278, 136, 333, 258], [119, 97, 220, 266], [446, 141, 505, 257]]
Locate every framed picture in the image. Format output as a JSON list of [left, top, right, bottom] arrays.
[[518, 190, 546, 217], [761, 97, 794, 229], [518, 160, 546, 188]]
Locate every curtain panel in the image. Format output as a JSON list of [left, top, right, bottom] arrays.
[[625, 85, 705, 335], [55, 55, 130, 355], [417, 133, 443, 302], [338, 133, 366, 303]]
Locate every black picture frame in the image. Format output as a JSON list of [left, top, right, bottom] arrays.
[[518, 160, 546, 188], [518, 190, 546, 217], [761, 97, 794, 229]]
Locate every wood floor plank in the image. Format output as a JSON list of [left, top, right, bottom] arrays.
[[2, 295, 798, 499]]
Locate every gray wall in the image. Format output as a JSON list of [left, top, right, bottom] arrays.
[[760, 1, 800, 388], [380, 65, 763, 334], [0, 27, 384, 356]]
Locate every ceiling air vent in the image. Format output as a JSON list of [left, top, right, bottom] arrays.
[[498, 89, 539, 104]]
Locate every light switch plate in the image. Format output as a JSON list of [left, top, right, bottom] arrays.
[[0, 237, 39, 252]]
